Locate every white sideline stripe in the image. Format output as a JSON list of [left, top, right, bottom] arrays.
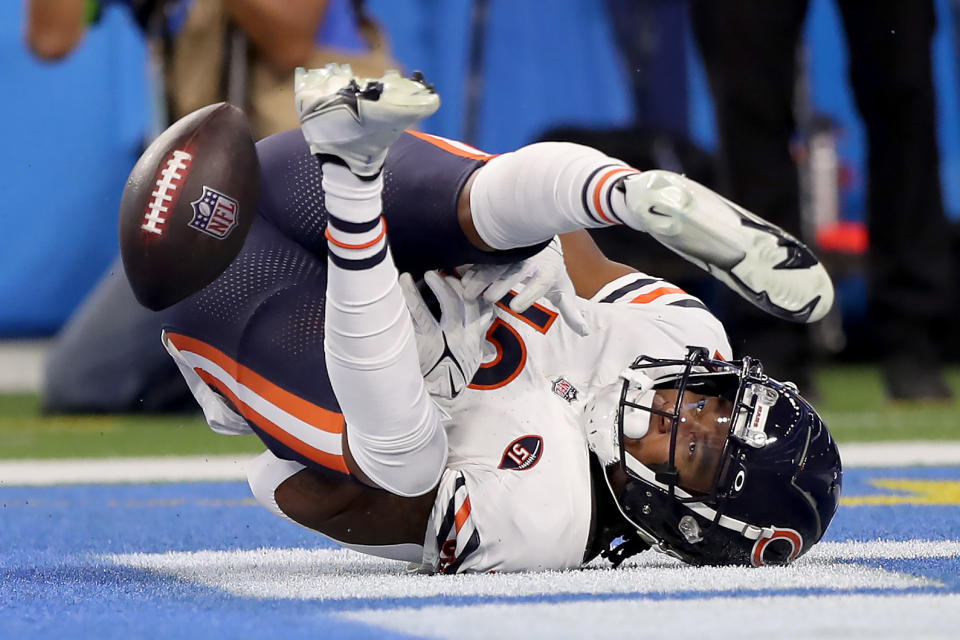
[[838, 441, 960, 467], [1, 441, 959, 486], [104, 540, 957, 602], [0, 455, 251, 486], [807, 539, 960, 559], [343, 594, 960, 640]]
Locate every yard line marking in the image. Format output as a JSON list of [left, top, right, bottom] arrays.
[[0, 455, 251, 486], [2, 441, 960, 486]]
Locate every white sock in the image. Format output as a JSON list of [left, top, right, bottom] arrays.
[[469, 141, 641, 250], [321, 162, 447, 497]]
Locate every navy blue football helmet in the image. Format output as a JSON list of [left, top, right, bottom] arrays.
[[601, 347, 842, 567]]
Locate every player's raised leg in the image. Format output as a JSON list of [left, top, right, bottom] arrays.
[[467, 143, 833, 323], [295, 64, 446, 498], [620, 170, 833, 323]]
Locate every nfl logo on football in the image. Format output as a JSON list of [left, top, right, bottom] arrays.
[[189, 186, 239, 239]]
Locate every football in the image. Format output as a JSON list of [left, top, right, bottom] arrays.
[[119, 102, 259, 311]]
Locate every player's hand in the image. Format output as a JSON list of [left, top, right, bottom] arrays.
[[400, 271, 495, 404], [460, 237, 590, 336]]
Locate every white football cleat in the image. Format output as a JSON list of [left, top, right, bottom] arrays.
[[295, 64, 440, 177], [622, 170, 834, 323]]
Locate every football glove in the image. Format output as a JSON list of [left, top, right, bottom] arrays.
[[400, 270, 495, 404], [459, 237, 590, 336]]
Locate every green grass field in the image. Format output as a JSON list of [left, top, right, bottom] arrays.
[[1, 365, 957, 460], [0, 394, 262, 459]]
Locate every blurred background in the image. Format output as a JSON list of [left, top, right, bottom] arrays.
[[1, 0, 959, 423]]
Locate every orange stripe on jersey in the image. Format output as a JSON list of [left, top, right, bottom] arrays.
[[592, 167, 637, 223], [454, 495, 472, 533], [196, 370, 349, 473], [630, 286, 686, 304], [494, 294, 558, 335], [469, 319, 527, 390], [324, 218, 387, 249], [166, 332, 345, 435], [405, 130, 496, 161]]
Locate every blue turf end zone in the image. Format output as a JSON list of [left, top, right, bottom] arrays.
[[3, 466, 959, 639]]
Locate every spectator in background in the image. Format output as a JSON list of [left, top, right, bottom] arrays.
[[26, 0, 399, 412], [690, 0, 955, 401], [27, 0, 396, 137]]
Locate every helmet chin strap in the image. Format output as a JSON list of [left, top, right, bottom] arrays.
[[583, 368, 656, 465]]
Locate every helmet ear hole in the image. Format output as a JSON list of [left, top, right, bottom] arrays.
[[751, 528, 804, 566], [762, 538, 796, 565]]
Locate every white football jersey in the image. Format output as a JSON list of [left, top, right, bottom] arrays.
[[422, 272, 732, 573]]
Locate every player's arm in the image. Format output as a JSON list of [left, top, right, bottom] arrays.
[[273, 462, 436, 546], [223, 0, 328, 73], [26, 0, 87, 60], [558, 230, 637, 299]]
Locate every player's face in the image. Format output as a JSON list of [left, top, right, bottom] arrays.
[[624, 389, 734, 494]]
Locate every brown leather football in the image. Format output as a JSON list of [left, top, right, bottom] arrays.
[[119, 102, 259, 311]]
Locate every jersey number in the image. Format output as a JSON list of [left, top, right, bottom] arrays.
[[468, 292, 558, 390]]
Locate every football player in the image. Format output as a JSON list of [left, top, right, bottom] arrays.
[[157, 65, 841, 572]]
